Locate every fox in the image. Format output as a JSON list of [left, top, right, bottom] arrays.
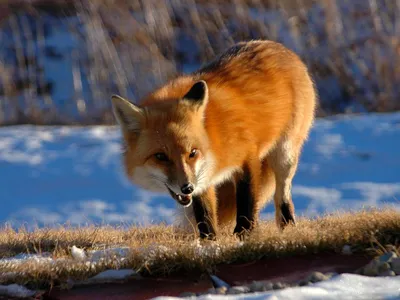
[[111, 40, 316, 240]]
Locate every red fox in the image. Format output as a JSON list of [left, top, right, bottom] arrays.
[[111, 40, 316, 240]]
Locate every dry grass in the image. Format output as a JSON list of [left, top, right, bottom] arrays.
[[1, 0, 400, 125], [1, 208, 400, 289]]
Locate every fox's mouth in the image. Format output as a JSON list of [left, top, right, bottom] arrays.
[[166, 185, 192, 207]]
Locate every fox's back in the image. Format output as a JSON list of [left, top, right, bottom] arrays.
[[142, 40, 315, 170]]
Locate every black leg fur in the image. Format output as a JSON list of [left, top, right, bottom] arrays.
[[192, 195, 216, 240], [234, 166, 255, 239], [280, 201, 296, 228]]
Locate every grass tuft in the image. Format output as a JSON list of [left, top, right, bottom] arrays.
[[1, 208, 399, 289]]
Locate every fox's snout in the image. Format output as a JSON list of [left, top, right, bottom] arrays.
[[170, 171, 196, 196], [181, 182, 194, 195]]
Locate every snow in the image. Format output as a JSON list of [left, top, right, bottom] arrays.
[[88, 246, 130, 261], [86, 269, 135, 282], [1, 112, 400, 228], [0, 248, 135, 294], [0, 284, 36, 298], [152, 274, 400, 300], [0, 252, 53, 268], [0, 2, 388, 126], [0, 112, 399, 299], [0, 246, 132, 282], [71, 245, 87, 261]]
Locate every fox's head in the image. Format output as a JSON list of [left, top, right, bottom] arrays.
[[111, 80, 213, 207]]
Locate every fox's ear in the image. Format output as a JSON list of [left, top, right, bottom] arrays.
[[182, 80, 209, 109], [111, 95, 143, 132]]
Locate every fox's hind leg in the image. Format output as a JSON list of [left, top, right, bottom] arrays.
[[268, 139, 299, 230], [258, 159, 276, 214]]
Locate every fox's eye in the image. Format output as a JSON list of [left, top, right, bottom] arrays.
[[189, 149, 198, 159], [154, 152, 169, 162]]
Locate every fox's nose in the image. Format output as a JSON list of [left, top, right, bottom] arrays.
[[181, 183, 194, 195]]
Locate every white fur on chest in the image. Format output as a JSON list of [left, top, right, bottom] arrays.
[[211, 166, 240, 187], [194, 165, 240, 195]]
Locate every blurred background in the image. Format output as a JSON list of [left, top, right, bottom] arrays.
[[1, 0, 400, 125], [0, 0, 399, 228]]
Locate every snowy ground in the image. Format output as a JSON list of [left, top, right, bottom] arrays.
[[1, 245, 400, 299], [2, 273, 400, 300], [0, 246, 135, 298], [152, 274, 400, 300], [1, 112, 400, 228]]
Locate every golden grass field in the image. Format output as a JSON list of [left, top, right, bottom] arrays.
[[1, 208, 399, 289]]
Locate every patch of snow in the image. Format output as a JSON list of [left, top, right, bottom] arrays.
[[14, 207, 63, 224], [71, 245, 87, 261], [315, 133, 344, 159], [0, 284, 35, 298], [87, 269, 135, 282], [340, 182, 400, 206], [88, 247, 130, 262], [0, 246, 135, 289], [0, 246, 133, 283], [151, 274, 400, 300], [0, 253, 60, 282], [1, 112, 400, 228], [192, 240, 222, 258], [0, 252, 53, 268]]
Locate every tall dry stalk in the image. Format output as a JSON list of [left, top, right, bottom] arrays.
[[0, 0, 399, 125]]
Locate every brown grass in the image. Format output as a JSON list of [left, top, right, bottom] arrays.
[[1, 0, 400, 125], [1, 208, 400, 289]]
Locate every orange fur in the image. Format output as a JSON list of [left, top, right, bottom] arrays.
[[112, 40, 316, 239]]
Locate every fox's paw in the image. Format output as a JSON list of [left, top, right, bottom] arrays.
[[233, 225, 252, 241], [277, 202, 296, 230], [199, 232, 217, 241]]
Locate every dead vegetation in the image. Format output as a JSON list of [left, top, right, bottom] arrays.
[[1, 208, 399, 288], [1, 0, 400, 125]]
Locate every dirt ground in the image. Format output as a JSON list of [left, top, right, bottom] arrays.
[[43, 251, 372, 300]]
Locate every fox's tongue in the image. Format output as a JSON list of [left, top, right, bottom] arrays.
[[177, 194, 192, 206], [177, 194, 191, 202]]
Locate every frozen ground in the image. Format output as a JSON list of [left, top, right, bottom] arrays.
[[152, 274, 400, 300], [0, 112, 400, 228], [0, 246, 135, 298], [1, 246, 400, 299]]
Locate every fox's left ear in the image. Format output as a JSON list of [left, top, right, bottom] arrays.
[[111, 95, 144, 133], [182, 80, 209, 110]]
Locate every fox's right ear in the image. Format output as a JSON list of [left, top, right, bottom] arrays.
[[183, 80, 209, 110], [111, 95, 143, 132]]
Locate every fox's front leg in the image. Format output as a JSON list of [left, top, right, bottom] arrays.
[[192, 187, 218, 240], [234, 160, 261, 240]]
